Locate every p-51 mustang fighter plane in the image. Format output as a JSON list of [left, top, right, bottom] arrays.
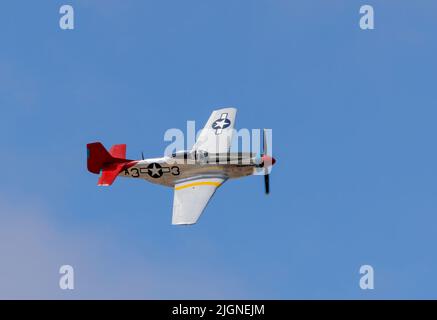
[[87, 108, 276, 225]]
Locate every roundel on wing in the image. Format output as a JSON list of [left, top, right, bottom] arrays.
[[212, 118, 231, 130]]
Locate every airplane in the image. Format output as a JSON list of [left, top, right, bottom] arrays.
[[86, 107, 276, 225]]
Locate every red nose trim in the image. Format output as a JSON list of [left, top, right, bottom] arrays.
[[261, 155, 276, 166]]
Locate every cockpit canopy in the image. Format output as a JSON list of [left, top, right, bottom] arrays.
[[170, 150, 209, 164], [170, 150, 255, 165], [171, 151, 191, 159]]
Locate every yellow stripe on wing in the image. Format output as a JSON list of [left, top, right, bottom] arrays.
[[175, 181, 222, 191]]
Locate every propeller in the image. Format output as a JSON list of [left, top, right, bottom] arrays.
[[261, 129, 275, 195], [263, 129, 269, 194], [141, 152, 145, 160]]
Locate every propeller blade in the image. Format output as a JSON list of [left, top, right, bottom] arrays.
[[264, 173, 270, 194], [262, 128, 269, 156], [141, 152, 145, 160], [262, 128, 265, 155]]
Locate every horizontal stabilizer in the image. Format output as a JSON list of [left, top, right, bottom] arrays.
[[97, 163, 126, 186], [109, 144, 126, 159]]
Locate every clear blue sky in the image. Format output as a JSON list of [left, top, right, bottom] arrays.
[[0, 0, 436, 299]]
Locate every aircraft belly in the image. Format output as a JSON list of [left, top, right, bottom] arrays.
[[224, 164, 255, 179], [172, 164, 227, 184]]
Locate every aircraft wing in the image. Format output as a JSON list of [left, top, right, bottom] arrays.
[[192, 107, 237, 153], [172, 177, 226, 225]]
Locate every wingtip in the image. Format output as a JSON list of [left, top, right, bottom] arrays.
[[215, 106, 237, 113], [172, 221, 197, 226]]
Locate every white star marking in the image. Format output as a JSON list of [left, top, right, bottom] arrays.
[[213, 113, 230, 135], [149, 163, 161, 177], [214, 119, 226, 129]]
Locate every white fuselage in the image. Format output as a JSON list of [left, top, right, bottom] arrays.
[[119, 151, 259, 187]]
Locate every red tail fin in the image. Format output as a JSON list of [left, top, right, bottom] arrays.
[[87, 142, 113, 174], [87, 142, 135, 186]]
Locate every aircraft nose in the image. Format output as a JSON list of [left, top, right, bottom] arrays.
[[261, 155, 276, 166]]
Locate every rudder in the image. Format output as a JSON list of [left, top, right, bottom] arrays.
[[87, 142, 113, 174]]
